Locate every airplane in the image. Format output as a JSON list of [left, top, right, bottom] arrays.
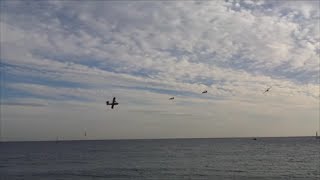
[[202, 90, 207, 94], [263, 87, 272, 94], [106, 97, 119, 109], [169, 97, 174, 100]]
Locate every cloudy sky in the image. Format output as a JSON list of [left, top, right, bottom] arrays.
[[0, 0, 319, 141]]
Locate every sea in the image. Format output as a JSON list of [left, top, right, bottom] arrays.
[[0, 137, 319, 180]]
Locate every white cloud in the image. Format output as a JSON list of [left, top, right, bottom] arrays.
[[1, 1, 319, 140]]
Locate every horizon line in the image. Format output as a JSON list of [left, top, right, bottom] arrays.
[[1, 135, 318, 143]]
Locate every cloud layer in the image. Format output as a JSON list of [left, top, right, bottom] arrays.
[[1, 0, 319, 141]]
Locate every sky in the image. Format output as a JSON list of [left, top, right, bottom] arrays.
[[0, 0, 319, 141]]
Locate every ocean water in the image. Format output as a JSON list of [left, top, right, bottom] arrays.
[[0, 137, 319, 180]]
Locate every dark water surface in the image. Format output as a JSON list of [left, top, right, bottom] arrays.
[[0, 137, 319, 179]]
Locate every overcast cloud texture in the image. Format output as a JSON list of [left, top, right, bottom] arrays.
[[0, 0, 319, 141]]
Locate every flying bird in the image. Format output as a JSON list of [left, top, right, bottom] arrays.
[[202, 90, 208, 94], [106, 97, 119, 109], [169, 97, 174, 100], [263, 87, 272, 94]]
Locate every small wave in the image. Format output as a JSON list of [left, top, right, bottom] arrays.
[[4, 155, 26, 161], [88, 149, 106, 153], [31, 171, 134, 179]]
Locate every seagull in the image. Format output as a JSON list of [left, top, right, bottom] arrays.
[[263, 87, 272, 94], [202, 90, 208, 94], [169, 97, 174, 100]]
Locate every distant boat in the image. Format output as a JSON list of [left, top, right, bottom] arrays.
[[252, 138, 257, 141]]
